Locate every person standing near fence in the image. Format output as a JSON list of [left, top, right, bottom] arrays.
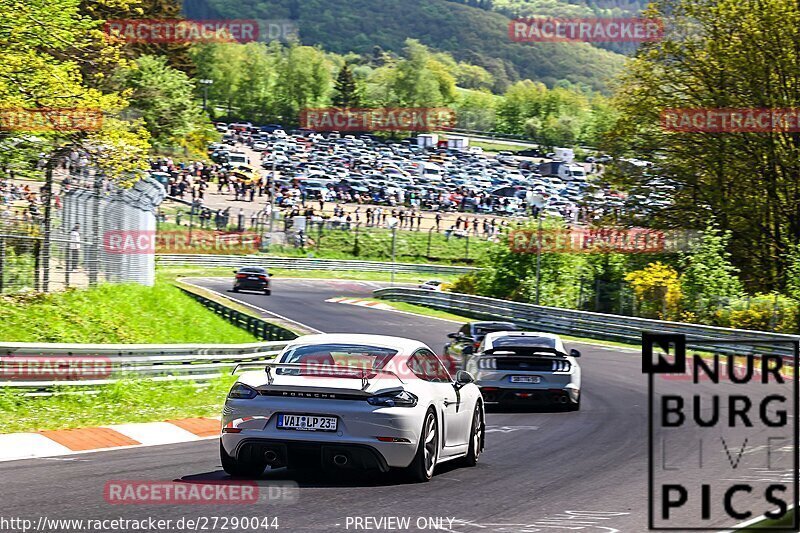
[[68, 224, 81, 271]]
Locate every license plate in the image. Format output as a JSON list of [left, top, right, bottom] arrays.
[[248, 276, 259, 279], [510, 375, 541, 383], [277, 414, 337, 432]]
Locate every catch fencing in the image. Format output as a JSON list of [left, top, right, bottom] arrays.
[[372, 288, 800, 358], [1, 164, 165, 294]]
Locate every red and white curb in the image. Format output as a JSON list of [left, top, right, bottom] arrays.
[[325, 297, 395, 310], [0, 417, 220, 462]]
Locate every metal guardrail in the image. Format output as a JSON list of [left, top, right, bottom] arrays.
[[179, 287, 298, 341], [157, 254, 478, 275], [0, 340, 292, 390], [373, 288, 800, 358]]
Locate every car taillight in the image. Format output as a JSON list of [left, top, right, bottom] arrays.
[[258, 275, 268, 281], [236, 274, 247, 279], [473, 341, 481, 349], [477, 358, 497, 370], [552, 360, 571, 372]]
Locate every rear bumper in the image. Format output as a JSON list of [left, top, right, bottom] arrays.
[[234, 281, 269, 290], [231, 438, 390, 472], [221, 398, 424, 469], [479, 385, 579, 405]]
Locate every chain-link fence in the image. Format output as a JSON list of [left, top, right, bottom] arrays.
[[0, 163, 165, 294], [152, 205, 506, 264]]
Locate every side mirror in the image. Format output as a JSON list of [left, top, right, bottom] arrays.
[[570, 349, 581, 358], [447, 333, 458, 339], [233, 270, 238, 274], [455, 370, 475, 388]]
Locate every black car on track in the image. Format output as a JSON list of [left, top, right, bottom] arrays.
[[232, 267, 272, 295], [444, 321, 522, 368]]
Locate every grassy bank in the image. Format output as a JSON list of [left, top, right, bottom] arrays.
[[270, 227, 492, 265], [153, 222, 495, 265], [0, 281, 259, 343], [0, 377, 236, 433]]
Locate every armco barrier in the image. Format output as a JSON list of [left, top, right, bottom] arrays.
[[373, 288, 800, 358], [0, 340, 291, 391], [156, 254, 478, 276], [178, 286, 298, 341]]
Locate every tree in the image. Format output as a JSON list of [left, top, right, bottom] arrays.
[[0, 0, 150, 180], [331, 65, 361, 107], [609, 0, 800, 291], [119, 55, 212, 154], [83, 0, 196, 76]]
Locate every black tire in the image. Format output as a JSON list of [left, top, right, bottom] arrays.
[[220, 441, 265, 478], [232, 287, 239, 293], [264, 289, 271, 296], [566, 393, 581, 412], [462, 402, 484, 467], [406, 409, 438, 482]]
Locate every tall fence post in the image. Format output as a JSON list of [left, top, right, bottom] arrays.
[[33, 240, 41, 291], [88, 175, 101, 287], [41, 166, 53, 292], [0, 237, 5, 294]]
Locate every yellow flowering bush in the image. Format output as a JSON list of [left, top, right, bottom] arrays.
[[625, 262, 683, 320]]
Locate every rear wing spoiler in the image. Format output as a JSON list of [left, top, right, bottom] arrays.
[[482, 347, 568, 358], [231, 361, 405, 390]]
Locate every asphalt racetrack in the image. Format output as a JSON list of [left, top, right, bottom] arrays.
[[0, 278, 790, 532]]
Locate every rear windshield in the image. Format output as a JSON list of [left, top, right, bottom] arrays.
[[239, 268, 266, 274], [279, 343, 398, 369], [475, 324, 519, 336], [492, 336, 557, 349]]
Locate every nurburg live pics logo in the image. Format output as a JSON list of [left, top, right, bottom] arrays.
[[643, 333, 799, 530]]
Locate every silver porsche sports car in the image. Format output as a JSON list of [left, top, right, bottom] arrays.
[[220, 334, 485, 482]]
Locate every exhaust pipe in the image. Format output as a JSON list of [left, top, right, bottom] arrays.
[[333, 454, 349, 467], [264, 450, 278, 463], [559, 396, 568, 404]]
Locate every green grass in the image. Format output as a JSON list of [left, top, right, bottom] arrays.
[[741, 509, 795, 530], [469, 140, 532, 153], [151, 223, 495, 265], [271, 227, 492, 265], [0, 281, 259, 343], [0, 376, 237, 433]]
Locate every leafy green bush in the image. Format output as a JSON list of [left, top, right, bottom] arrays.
[[712, 293, 799, 333], [449, 272, 481, 294]]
